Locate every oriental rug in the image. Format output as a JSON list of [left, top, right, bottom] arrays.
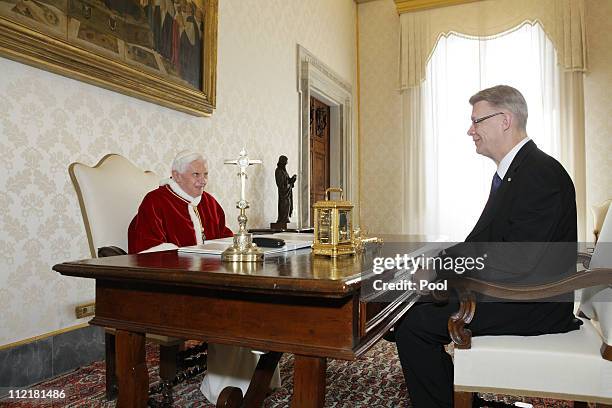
[[0, 341, 573, 407]]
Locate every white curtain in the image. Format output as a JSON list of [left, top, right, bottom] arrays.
[[398, 0, 587, 89], [417, 23, 561, 241]]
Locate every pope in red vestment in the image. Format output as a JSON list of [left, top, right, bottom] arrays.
[[127, 151, 280, 403], [128, 152, 233, 254], [128, 185, 233, 253]]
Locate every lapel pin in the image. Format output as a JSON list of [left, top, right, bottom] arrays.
[[507, 177, 512, 182]]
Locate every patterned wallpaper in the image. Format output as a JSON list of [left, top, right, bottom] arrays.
[[584, 0, 612, 238], [0, 0, 357, 345], [357, 0, 404, 235]]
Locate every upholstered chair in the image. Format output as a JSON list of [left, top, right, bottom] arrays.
[[69, 154, 184, 401], [451, 204, 612, 408], [592, 199, 612, 243]]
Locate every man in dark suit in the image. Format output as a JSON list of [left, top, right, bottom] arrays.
[[395, 85, 580, 408]]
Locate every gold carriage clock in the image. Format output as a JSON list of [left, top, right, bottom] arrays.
[[312, 188, 356, 257]]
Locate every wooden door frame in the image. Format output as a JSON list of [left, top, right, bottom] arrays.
[[309, 96, 332, 212], [297, 45, 357, 228]]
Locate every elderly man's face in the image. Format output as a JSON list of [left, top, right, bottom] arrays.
[[173, 159, 208, 198], [467, 101, 508, 163]]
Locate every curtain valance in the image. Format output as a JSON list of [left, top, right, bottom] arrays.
[[399, 0, 587, 89]]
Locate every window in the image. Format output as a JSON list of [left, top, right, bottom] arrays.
[[422, 23, 560, 241]]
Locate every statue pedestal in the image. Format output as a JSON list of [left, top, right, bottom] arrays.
[[270, 222, 288, 230]]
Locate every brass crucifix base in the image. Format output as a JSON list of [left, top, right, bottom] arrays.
[[221, 232, 264, 262], [222, 206, 264, 262]]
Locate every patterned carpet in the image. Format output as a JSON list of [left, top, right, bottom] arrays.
[[0, 341, 574, 407]]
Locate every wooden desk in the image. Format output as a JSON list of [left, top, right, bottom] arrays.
[[54, 238, 424, 407]]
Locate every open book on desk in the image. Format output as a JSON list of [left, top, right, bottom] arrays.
[[178, 233, 313, 256]]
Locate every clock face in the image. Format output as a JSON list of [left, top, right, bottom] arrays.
[[238, 156, 249, 167]]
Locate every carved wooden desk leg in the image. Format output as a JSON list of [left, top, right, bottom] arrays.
[[217, 387, 244, 408], [115, 330, 148, 408], [105, 331, 118, 400], [217, 351, 283, 408], [291, 355, 326, 408], [243, 352, 282, 407], [159, 344, 180, 406], [454, 391, 473, 408]]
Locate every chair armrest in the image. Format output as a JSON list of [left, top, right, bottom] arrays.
[[98, 246, 127, 257], [577, 251, 592, 269], [447, 268, 612, 349]]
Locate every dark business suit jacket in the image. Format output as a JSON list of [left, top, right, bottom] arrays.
[[467, 139, 576, 244], [445, 140, 579, 335]]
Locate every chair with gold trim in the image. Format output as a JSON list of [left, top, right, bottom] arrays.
[[451, 203, 612, 408], [69, 154, 190, 402]]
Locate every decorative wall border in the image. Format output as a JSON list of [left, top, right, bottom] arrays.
[[394, 0, 481, 14]]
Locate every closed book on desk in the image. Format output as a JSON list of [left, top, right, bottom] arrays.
[[178, 235, 312, 256]]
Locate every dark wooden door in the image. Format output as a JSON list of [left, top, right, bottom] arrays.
[[310, 97, 330, 217]]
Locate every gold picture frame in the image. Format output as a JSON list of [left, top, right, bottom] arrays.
[[0, 0, 218, 116]]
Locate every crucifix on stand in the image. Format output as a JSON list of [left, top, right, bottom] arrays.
[[221, 149, 264, 262]]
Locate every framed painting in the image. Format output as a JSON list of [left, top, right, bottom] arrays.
[[0, 0, 218, 116]]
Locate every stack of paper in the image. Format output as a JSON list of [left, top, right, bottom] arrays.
[[178, 233, 313, 256]]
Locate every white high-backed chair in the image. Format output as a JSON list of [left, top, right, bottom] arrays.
[[70, 154, 159, 257], [593, 199, 612, 243], [452, 203, 612, 408], [580, 201, 612, 363], [69, 154, 183, 401]]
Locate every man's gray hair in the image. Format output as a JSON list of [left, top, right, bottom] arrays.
[[469, 85, 528, 131], [171, 150, 207, 174]]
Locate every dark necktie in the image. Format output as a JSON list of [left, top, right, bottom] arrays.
[[490, 173, 503, 195]]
